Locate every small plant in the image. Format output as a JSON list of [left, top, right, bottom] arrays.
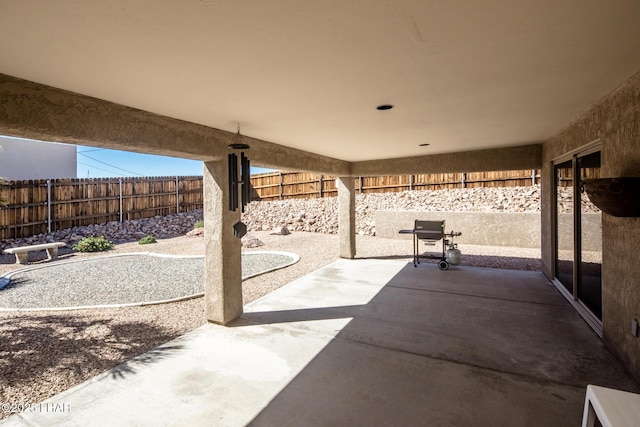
[[138, 235, 157, 245], [193, 220, 204, 229], [73, 236, 114, 252]]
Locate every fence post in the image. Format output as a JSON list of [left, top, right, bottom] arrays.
[[319, 175, 323, 198], [531, 169, 536, 185], [358, 176, 363, 194], [409, 174, 414, 191], [119, 178, 123, 223], [461, 173, 466, 188], [279, 171, 283, 200], [175, 176, 179, 213], [46, 179, 52, 233]]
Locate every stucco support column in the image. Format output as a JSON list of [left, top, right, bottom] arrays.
[[337, 176, 356, 259], [203, 159, 243, 325]]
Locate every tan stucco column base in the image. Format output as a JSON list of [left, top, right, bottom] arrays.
[[337, 176, 356, 259], [203, 160, 243, 325]]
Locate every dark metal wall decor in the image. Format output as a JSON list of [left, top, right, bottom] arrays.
[[233, 221, 247, 238], [584, 177, 640, 217], [240, 152, 250, 212], [227, 124, 251, 213], [228, 152, 239, 211]]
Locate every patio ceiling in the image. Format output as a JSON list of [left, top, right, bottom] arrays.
[[0, 1, 639, 163]]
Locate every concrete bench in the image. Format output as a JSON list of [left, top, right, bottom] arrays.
[[3, 242, 67, 264]]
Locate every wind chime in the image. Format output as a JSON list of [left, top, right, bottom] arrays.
[[227, 124, 250, 238]]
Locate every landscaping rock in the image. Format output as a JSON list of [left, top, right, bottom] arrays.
[[270, 225, 291, 235], [3, 185, 592, 250], [186, 228, 204, 238], [241, 235, 264, 248], [1, 210, 204, 251]]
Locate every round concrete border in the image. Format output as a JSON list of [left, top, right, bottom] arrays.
[[0, 251, 299, 312]]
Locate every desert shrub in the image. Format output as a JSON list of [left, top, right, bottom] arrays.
[[138, 235, 157, 245], [193, 220, 204, 229], [72, 236, 114, 252]]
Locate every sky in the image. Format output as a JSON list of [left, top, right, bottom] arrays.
[[77, 146, 273, 178]]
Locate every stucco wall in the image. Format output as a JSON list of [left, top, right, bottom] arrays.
[[0, 136, 77, 179], [375, 210, 601, 251], [542, 71, 640, 381]]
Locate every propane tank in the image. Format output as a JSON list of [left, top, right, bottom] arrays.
[[446, 242, 461, 266]]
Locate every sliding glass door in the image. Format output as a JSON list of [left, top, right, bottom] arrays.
[[555, 160, 574, 294], [577, 151, 602, 320], [553, 146, 602, 331]]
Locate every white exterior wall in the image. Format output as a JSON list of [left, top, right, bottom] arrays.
[[0, 136, 77, 180]]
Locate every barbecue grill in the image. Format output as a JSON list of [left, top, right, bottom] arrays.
[[399, 220, 462, 270]]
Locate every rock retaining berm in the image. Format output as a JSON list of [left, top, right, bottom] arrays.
[[2, 185, 592, 250]]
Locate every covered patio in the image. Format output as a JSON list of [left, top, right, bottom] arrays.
[[4, 260, 637, 426], [2, 1, 640, 423]]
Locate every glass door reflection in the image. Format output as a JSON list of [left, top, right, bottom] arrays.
[[555, 160, 574, 294], [578, 151, 602, 320]]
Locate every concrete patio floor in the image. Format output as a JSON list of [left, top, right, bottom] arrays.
[[3, 259, 639, 426]]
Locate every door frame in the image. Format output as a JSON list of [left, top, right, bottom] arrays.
[[551, 140, 602, 337]]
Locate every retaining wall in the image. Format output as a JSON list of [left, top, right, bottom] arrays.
[[375, 211, 601, 250]]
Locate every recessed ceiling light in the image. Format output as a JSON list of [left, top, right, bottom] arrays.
[[376, 104, 394, 111], [419, 143, 430, 147]]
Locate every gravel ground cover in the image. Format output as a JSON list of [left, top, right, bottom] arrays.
[[0, 231, 541, 419], [0, 253, 297, 310]]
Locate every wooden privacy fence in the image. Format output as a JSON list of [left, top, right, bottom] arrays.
[[1, 170, 540, 239], [250, 169, 540, 200], [0, 176, 203, 239]]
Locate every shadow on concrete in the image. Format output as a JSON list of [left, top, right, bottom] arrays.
[[6, 260, 638, 426], [237, 305, 367, 326], [359, 253, 542, 271], [356, 254, 415, 261], [243, 262, 638, 427], [110, 345, 185, 379]]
